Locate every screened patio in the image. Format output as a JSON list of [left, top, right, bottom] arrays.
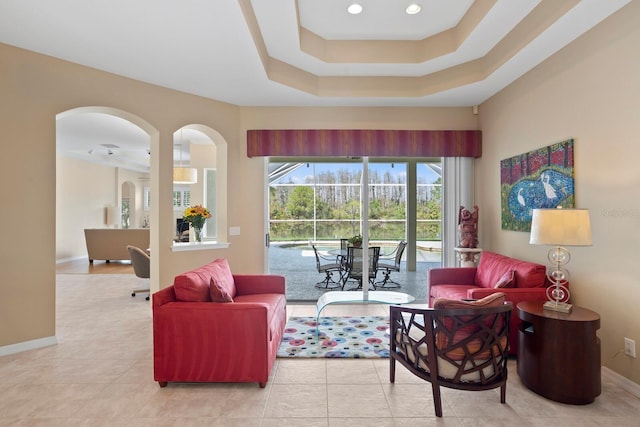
[[268, 240, 441, 303]]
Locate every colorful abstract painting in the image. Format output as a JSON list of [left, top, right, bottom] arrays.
[[501, 139, 575, 231]]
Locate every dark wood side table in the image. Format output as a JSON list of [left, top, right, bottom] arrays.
[[517, 300, 601, 404]]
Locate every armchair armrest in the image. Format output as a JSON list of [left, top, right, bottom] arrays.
[[152, 285, 177, 306], [429, 267, 477, 286], [234, 274, 285, 296]]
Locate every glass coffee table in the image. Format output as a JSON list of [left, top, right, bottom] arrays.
[[315, 290, 415, 336]]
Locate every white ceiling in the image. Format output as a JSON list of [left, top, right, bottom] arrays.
[[55, 112, 212, 173], [0, 0, 630, 172]]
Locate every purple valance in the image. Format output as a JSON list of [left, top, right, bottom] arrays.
[[247, 129, 482, 158]]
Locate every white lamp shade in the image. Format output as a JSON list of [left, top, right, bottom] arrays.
[[529, 208, 592, 246], [173, 167, 197, 184]]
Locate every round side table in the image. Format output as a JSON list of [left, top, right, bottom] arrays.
[[516, 300, 601, 404]]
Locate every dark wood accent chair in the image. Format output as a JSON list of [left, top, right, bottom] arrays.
[[389, 296, 512, 417]]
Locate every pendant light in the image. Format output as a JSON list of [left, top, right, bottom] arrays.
[[173, 129, 197, 184]]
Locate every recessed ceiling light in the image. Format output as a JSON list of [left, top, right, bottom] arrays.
[[347, 3, 363, 15], [406, 4, 422, 15]]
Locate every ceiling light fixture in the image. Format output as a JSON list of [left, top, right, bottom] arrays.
[[173, 167, 197, 185], [406, 3, 422, 15], [347, 3, 363, 15]]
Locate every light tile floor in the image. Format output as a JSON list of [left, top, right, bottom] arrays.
[[0, 273, 639, 426]]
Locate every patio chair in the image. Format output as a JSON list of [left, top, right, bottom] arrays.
[[338, 238, 349, 266], [311, 243, 343, 289], [376, 240, 407, 288], [389, 293, 512, 417], [342, 246, 380, 290]]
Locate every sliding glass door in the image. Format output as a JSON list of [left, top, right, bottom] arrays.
[[268, 158, 442, 276]]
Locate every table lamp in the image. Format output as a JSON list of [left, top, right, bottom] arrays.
[[529, 208, 592, 313]]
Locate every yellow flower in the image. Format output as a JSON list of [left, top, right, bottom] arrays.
[[183, 205, 212, 220]]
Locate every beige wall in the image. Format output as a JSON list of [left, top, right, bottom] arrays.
[[56, 156, 116, 260], [478, 2, 640, 383], [0, 42, 241, 348], [55, 156, 150, 261]]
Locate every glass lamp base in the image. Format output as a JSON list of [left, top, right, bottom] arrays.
[[543, 300, 573, 313]]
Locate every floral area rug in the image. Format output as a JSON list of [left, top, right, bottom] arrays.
[[277, 316, 390, 358]]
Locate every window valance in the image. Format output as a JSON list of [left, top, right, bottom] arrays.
[[247, 129, 481, 158]]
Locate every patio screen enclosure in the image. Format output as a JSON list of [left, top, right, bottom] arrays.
[[268, 160, 442, 245]]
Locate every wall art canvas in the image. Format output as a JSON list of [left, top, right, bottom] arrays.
[[501, 139, 575, 231]]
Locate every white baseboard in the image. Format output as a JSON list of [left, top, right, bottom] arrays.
[[602, 366, 640, 399], [0, 336, 57, 356]]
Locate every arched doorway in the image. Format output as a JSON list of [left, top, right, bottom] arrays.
[[55, 107, 156, 261]]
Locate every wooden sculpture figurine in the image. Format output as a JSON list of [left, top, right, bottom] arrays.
[[458, 205, 479, 248]]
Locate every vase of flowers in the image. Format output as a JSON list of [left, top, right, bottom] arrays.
[[182, 205, 212, 242]]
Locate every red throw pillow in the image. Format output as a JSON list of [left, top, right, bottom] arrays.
[[209, 258, 237, 299], [210, 278, 234, 302], [494, 270, 515, 288]]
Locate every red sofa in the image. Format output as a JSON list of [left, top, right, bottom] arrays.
[[153, 258, 287, 388], [428, 251, 565, 355]]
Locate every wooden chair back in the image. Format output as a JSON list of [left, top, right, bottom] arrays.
[[389, 301, 512, 417]]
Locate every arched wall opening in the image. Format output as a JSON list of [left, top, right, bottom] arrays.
[[121, 180, 137, 229], [55, 106, 157, 262], [171, 124, 228, 245]]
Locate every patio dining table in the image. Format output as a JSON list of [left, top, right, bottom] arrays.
[[328, 246, 381, 290]]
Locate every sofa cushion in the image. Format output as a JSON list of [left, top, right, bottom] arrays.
[[512, 261, 547, 288], [210, 278, 234, 302], [493, 270, 515, 288], [433, 293, 507, 360], [173, 267, 213, 302], [474, 252, 513, 288], [475, 251, 546, 289], [429, 284, 478, 301], [173, 258, 237, 302]]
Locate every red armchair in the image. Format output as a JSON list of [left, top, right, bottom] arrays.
[[428, 251, 565, 355], [153, 259, 287, 388]]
